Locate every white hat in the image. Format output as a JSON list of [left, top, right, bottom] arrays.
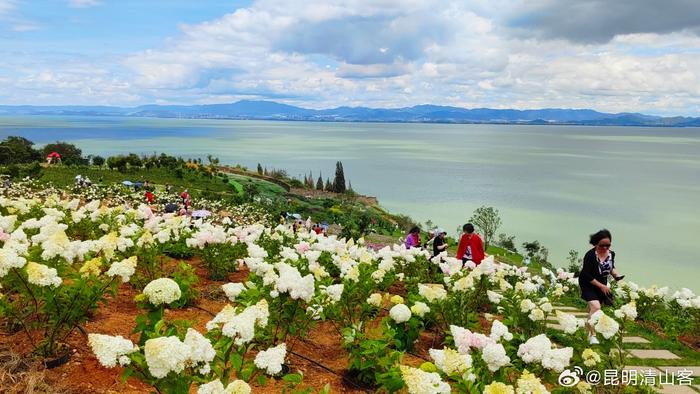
[[435, 228, 446, 234]]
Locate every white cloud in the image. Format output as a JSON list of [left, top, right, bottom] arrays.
[[3, 0, 700, 115]]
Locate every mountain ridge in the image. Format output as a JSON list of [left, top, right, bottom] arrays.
[[1, 100, 698, 127]]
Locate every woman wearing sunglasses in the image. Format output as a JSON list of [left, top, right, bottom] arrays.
[[578, 229, 625, 344]]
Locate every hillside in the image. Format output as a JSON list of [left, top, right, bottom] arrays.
[[2, 100, 699, 126]]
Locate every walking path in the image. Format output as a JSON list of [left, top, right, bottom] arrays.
[[548, 305, 700, 393]]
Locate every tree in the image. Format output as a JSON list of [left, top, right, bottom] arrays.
[[316, 173, 323, 190], [125, 153, 142, 168], [469, 206, 501, 249], [333, 161, 346, 193], [0, 136, 40, 164], [566, 249, 581, 274], [42, 141, 83, 165], [496, 233, 516, 251], [324, 178, 332, 192], [257, 163, 263, 175], [522, 240, 542, 258], [106, 156, 127, 172], [92, 155, 105, 167]]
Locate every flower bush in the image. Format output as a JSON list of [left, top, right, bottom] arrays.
[[0, 185, 695, 393]]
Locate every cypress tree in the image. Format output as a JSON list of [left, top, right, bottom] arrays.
[[333, 161, 346, 193], [257, 163, 263, 175], [316, 172, 324, 190], [324, 178, 332, 191]]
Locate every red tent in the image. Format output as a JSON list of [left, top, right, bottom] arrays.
[[47, 152, 61, 159]]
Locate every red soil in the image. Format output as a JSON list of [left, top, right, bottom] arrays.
[[0, 258, 414, 393]]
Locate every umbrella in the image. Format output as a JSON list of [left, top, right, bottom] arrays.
[[291, 213, 302, 220], [192, 209, 212, 218], [47, 152, 61, 158], [75, 175, 82, 180], [164, 203, 178, 213], [122, 181, 133, 186], [133, 182, 143, 187]]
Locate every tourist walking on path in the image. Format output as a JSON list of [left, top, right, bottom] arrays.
[[431, 228, 448, 259], [578, 229, 625, 344], [456, 223, 485, 265], [404, 226, 421, 249]]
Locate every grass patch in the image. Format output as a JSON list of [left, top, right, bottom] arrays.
[[40, 166, 235, 194]]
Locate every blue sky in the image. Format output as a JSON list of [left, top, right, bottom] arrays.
[[1, 0, 700, 115]]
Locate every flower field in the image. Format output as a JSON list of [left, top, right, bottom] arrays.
[[1, 182, 699, 393]]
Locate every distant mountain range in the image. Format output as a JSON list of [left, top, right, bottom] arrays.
[[1, 100, 699, 127]]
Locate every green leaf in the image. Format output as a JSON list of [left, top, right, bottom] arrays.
[[282, 373, 302, 383]]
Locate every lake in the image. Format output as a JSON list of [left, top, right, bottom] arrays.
[[1, 116, 699, 289]]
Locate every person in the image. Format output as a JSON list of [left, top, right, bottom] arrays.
[[431, 228, 448, 259], [181, 190, 189, 205], [404, 226, 421, 249], [145, 189, 155, 204], [455, 223, 485, 265], [579, 229, 624, 344], [313, 224, 323, 235]]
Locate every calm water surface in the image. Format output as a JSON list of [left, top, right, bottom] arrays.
[[1, 116, 699, 289]]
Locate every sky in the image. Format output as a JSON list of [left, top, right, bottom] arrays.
[[1, 0, 700, 115]]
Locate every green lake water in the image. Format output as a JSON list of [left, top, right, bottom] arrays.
[[1, 116, 698, 290]]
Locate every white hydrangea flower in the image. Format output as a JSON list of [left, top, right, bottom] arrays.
[[144, 336, 191, 379], [614, 302, 637, 321], [389, 303, 412, 323], [481, 343, 510, 372], [184, 328, 215, 367], [367, 293, 383, 307], [220, 300, 269, 345], [275, 262, 315, 302], [520, 299, 536, 312], [589, 310, 620, 339], [400, 365, 451, 394], [88, 334, 138, 368], [254, 343, 286, 375], [429, 347, 472, 375], [143, 278, 182, 306], [410, 301, 430, 318], [198, 379, 251, 394], [487, 290, 503, 304], [0, 248, 27, 277], [489, 320, 513, 342], [528, 308, 545, 321], [106, 256, 137, 283], [222, 282, 246, 302], [321, 284, 344, 304], [517, 334, 552, 364], [26, 262, 62, 287], [556, 311, 585, 334], [582, 348, 601, 367], [419, 284, 448, 303], [541, 346, 573, 372]]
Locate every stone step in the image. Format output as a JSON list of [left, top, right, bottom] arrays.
[[546, 322, 564, 331], [656, 366, 700, 377], [627, 349, 681, 360], [623, 336, 651, 344], [655, 385, 697, 394], [552, 306, 580, 311]]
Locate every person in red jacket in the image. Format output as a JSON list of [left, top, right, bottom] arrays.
[[455, 223, 485, 265], [145, 190, 155, 204]]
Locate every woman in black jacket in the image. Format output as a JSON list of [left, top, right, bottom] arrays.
[[579, 229, 624, 344]]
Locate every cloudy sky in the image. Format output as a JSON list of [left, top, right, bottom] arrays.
[[1, 0, 700, 115]]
